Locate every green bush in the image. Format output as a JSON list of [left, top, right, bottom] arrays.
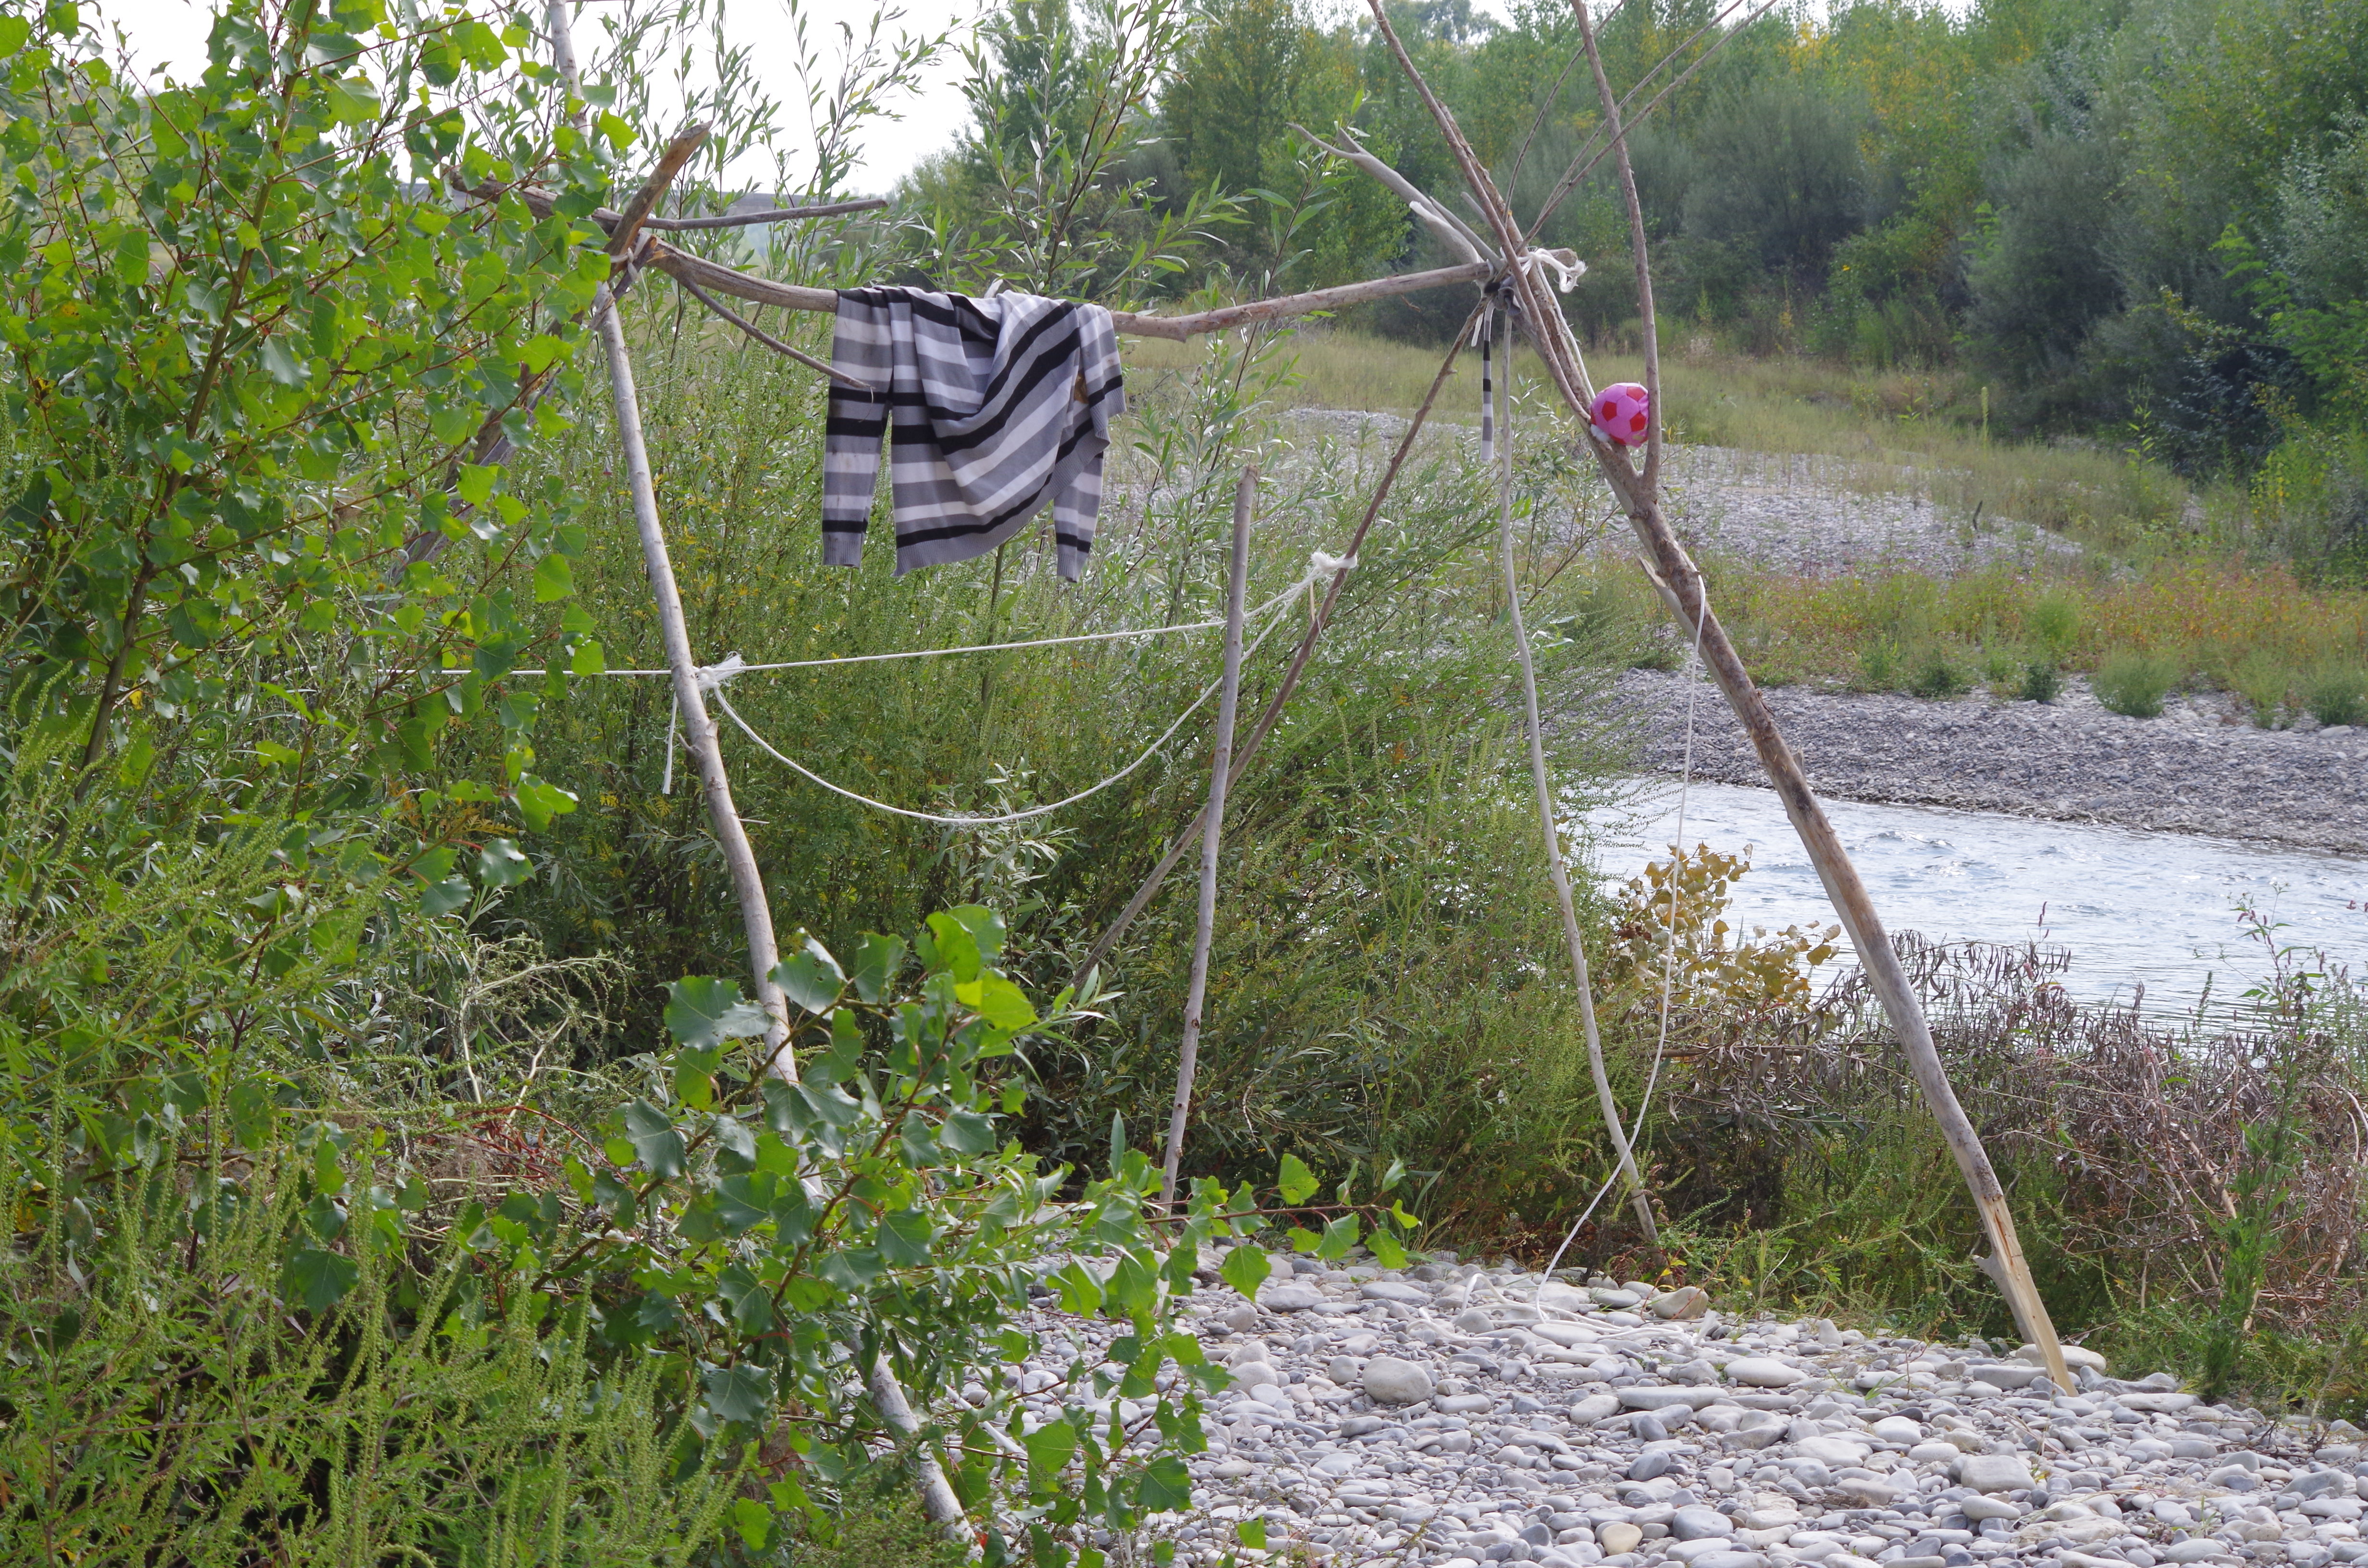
[[2303, 665, 2368, 727], [1906, 643, 1972, 699], [2091, 652, 2182, 717], [1857, 636, 1902, 689], [2025, 590, 2082, 653], [2233, 649, 2294, 727], [2020, 660, 2062, 703]]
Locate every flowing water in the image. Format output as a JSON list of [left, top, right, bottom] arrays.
[[1583, 780, 2366, 1015]]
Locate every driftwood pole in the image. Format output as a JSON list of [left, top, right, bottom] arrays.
[[1487, 312, 1657, 1242], [1159, 469, 1256, 1211], [541, 0, 971, 1530], [1359, 0, 2073, 1391]]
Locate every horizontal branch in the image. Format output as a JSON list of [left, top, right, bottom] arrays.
[[457, 176, 1543, 348], [641, 196, 887, 231]]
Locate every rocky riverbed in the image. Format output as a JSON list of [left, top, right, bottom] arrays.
[[1004, 1256, 2366, 1568], [1608, 671, 2368, 856]]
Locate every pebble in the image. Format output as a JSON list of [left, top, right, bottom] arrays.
[[987, 1250, 2366, 1568]]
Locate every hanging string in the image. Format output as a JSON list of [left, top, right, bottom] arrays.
[[705, 588, 1308, 828], [1477, 305, 1495, 469], [1542, 573, 1711, 1282]]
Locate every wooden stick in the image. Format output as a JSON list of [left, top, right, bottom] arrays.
[[1490, 311, 1658, 1242], [671, 270, 866, 388], [642, 196, 886, 230], [1159, 468, 1255, 1212], [1067, 295, 1489, 991], [543, 7, 978, 1530], [607, 124, 712, 259]]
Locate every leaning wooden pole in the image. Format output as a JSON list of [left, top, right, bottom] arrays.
[[1159, 469, 1256, 1211], [1487, 312, 1657, 1242], [1359, 0, 2073, 1392], [541, 0, 972, 1530]]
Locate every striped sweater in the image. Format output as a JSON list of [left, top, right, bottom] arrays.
[[822, 286, 1124, 581]]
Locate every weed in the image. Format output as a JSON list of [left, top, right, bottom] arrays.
[[1857, 636, 1902, 690], [2090, 651, 2183, 717], [2303, 665, 2368, 728], [2026, 589, 2081, 652], [2020, 661, 2062, 703], [2233, 649, 2294, 727], [1907, 643, 1972, 699]]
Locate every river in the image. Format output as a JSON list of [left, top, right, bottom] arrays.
[[1583, 780, 2366, 1015]]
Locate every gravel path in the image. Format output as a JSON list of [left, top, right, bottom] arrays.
[[1605, 672, 2368, 856], [1008, 1255, 2365, 1568]]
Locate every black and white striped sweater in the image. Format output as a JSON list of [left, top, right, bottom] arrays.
[[821, 286, 1125, 581]]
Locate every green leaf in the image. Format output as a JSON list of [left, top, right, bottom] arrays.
[[622, 1099, 685, 1179], [513, 774, 577, 832], [664, 977, 771, 1047], [965, 972, 1036, 1029], [532, 551, 575, 602], [1024, 1418, 1076, 1489], [282, 1246, 358, 1313], [419, 876, 471, 916], [1237, 1518, 1267, 1551], [474, 838, 530, 888], [937, 1107, 998, 1156], [1276, 1152, 1319, 1206], [1380, 1156, 1408, 1193], [258, 336, 308, 387], [877, 1208, 933, 1266], [1318, 1213, 1359, 1260], [731, 1498, 773, 1553], [1368, 1228, 1409, 1269], [1218, 1244, 1270, 1301], [700, 1361, 775, 1426], [768, 934, 846, 1014], [717, 1264, 774, 1332], [849, 932, 905, 1002], [1137, 1454, 1192, 1514]]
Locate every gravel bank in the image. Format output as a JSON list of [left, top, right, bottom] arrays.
[[1008, 1256, 2365, 1568], [1605, 672, 2368, 857], [1282, 412, 2071, 579]]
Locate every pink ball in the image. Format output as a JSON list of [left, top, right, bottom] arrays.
[[1591, 381, 1652, 448]]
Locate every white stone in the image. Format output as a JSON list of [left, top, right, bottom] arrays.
[[2017, 1343, 2109, 1372], [2161, 1543, 2225, 1565], [1362, 1355, 1435, 1405], [1954, 1452, 2037, 1493], [1725, 1357, 1806, 1387], [1960, 1497, 2022, 1522], [1361, 1280, 1430, 1305], [1258, 1285, 1324, 1312], [1597, 1523, 1644, 1555], [1793, 1436, 1872, 1466]]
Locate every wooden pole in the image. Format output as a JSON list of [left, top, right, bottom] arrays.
[[1489, 311, 1657, 1242], [540, 0, 976, 1531], [1354, 0, 2073, 1392], [1159, 469, 1256, 1211]]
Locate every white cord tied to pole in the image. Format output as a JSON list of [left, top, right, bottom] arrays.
[[660, 653, 753, 795], [701, 551, 1347, 827]]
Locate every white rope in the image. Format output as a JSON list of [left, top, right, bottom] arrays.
[[526, 591, 1315, 683], [640, 555, 1351, 796], [696, 555, 1351, 827], [1512, 247, 1598, 409], [1543, 575, 1709, 1282]]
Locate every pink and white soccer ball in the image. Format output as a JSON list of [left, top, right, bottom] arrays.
[[1591, 381, 1652, 447]]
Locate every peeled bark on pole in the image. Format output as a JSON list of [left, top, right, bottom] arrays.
[[542, 0, 974, 1532], [1159, 469, 1256, 1212]]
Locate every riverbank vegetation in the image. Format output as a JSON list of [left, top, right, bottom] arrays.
[[3, 0, 2367, 1559]]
